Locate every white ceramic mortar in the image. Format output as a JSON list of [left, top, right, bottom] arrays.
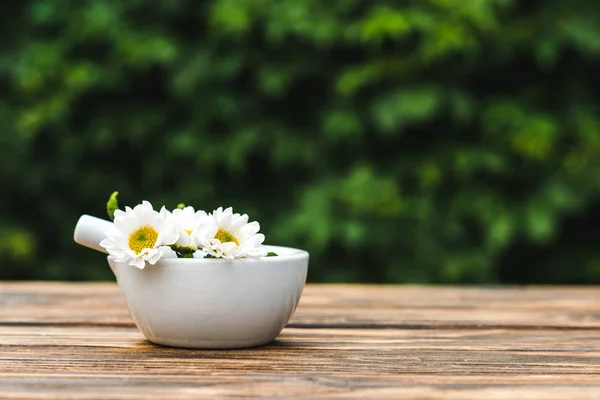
[[73, 215, 309, 349]]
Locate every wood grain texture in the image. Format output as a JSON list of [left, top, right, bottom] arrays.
[[1, 283, 600, 399], [2, 282, 600, 328]]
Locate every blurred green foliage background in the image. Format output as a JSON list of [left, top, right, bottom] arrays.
[[2, 0, 600, 283]]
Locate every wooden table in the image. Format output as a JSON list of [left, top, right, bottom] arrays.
[[1, 283, 600, 399]]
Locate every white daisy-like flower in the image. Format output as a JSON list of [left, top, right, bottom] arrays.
[[169, 206, 208, 250], [195, 206, 268, 259], [100, 201, 179, 269]]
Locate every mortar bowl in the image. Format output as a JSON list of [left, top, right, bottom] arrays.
[[108, 246, 309, 349]]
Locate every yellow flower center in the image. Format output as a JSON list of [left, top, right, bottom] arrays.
[[128, 225, 159, 254], [215, 229, 239, 245], [184, 229, 193, 235]]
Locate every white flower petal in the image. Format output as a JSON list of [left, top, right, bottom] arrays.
[[248, 245, 268, 257], [113, 209, 126, 219], [193, 250, 207, 258], [237, 221, 260, 238], [129, 257, 145, 269], [244, 233, 265, 247], [229, 213, 249, 233], [146, 248, 163, 265], [161, 246, 178, 258]]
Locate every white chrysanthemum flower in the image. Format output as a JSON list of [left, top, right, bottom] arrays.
[[169, 206, 208, 250], [195, 206, 268, 259], [100, 201, 179, 269]]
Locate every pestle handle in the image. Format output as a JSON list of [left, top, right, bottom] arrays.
[[74, 214, 114, 254]]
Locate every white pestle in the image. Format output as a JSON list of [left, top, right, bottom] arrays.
[[73, 214, 114, 254]]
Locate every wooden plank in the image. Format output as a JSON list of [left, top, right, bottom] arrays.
[[3, 326, 600, 353], [1, 326, 600, 399], [2, 375, 600, 400], [1, 283, 600, 328]]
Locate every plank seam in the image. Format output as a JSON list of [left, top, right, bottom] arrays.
[[1, 321, 600, 331]]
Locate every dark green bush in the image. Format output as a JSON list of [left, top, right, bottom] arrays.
[[2, 0, 600, 283]]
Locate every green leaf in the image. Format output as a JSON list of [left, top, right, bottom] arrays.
[[266, 252, 278, 257], [358, 6, 411, 43], [526, 206, 555, 242], [106, 191, 119, 221], [372, 88, 441, 133], [170, 245, 196, 258]]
